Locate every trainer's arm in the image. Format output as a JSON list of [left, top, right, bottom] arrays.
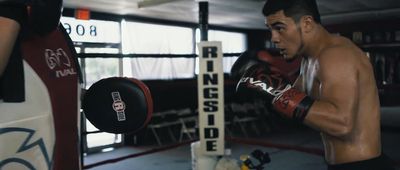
[[303, 48, 359, 138], [0, 16, 21, 76]]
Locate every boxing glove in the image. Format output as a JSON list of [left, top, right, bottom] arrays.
[[231, 49, 300, 83], [231, 50, 314, 122]]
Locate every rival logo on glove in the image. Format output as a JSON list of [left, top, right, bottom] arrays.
[[238, 77, 292, 97]]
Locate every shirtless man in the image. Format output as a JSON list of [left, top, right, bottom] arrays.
[[231, 0, 395, 169]]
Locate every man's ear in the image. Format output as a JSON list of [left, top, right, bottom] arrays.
[[300, 15, 314, 33]]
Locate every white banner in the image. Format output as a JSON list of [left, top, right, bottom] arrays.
[[60, 17, 120, 43], [197, 41, 225, 155]]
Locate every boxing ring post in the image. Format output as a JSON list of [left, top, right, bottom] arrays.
[[199, 1, 208, 41], [193, 1, 226, 169]]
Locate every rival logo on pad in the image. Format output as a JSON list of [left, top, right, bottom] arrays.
[[111, 92, 126, 121], [44, 48, 77, 78]]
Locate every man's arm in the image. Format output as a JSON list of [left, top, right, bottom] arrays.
[[303, 47, 359, 138], [0, 17, 21, 77]]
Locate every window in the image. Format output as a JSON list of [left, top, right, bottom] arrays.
[[84, 58, 120, 88], [61, 16, 123, 153], [195, 29, 247, 74], [60, 17, 120, 43], [122, 22, 193, 54], [61, 15, 248, 153], [128, 57, 195, 80], [121, 21, 195, 80]]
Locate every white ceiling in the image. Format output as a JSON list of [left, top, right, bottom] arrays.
[[63, 0, 400, 30]]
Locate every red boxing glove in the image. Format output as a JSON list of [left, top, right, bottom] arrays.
[[256, 49, 301, 84], [273, 87, 314, 121], [236, 63, 314, 122]]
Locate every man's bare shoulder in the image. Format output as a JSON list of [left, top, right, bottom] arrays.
[[317, 46, 355, 69], [315, 39, 365, 81], [318, 36, 367, 66]]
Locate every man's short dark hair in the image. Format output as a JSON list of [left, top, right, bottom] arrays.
[[262, 0, 321, 24]]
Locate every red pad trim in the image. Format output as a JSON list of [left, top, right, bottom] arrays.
[[128, 78, 153, 129]]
